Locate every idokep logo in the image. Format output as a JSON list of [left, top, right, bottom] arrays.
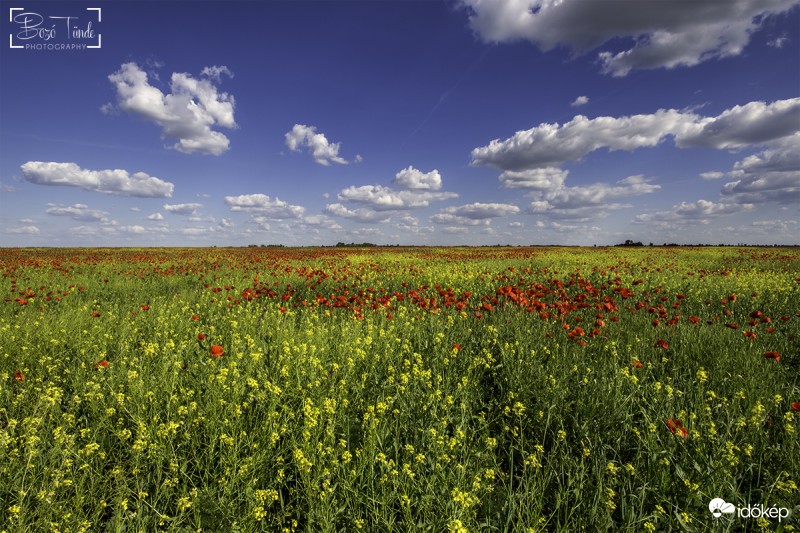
[[709, 498, 791, 523], [9, 7, 101, 50]]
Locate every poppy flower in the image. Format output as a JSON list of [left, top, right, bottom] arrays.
[[749, 310, 763, 319], [210, 345, 224, 357], [666, 418, 687, 438], [763, 351, 780, 362], [791, 402, 800, 413], [654, 339, 669, 350], [728, 294, 737, 302], [765, 327, 775, 333], [651, 319, 660, 327], [743, 331, 756, 339], [14, 371, 24, 382], [725, 323, 739, 329], [191, 314, 199, 321], [91, 311, 101, 317], [197, 333, 207, 340], [94, 359, 109, 369], [630, 359, 643, 369], [141, 305, 150, 311], [452, 343, 462, 352], [688, 316, 700, 324]]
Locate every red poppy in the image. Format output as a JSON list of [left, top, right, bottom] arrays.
[[763, 351, 780, 362], [654, 339, 669, 350], [688, 316, 700, 324], [791, 402, 800, 413], [210, 345, 224, 357], [749, 310, 763, 319], [481, 302, 494, 312], [743, 331, 756, 339], [651, 319, 660, 327], [452, 343, 462, 352], [666, 418, 687, 438], [141, 305, 150, 311], [91, 311, 101, 317], [630, 359, 643, 369], [94, 359, 109, 369], [728, 294, 737, 302], [14, 371, 24, 382], [191, 314, 200, 321], [765, 327, 775, 333], [197, 333, 207, 340], [725, 323, 739, 329]]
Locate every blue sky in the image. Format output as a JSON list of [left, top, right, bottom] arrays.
[[1, 0, 798, 246]]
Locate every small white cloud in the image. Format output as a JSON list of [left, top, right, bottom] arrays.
[[164, 203, 202, 216], [392, 166, 442, 191], [20, 161, 174, 198], [224, 194, 305, 218], [147, 213, 164, 220], [324, 203, 392, 223], [768, 36, 789, 48], [285, 124, 349, 166], [201, 65, 234, 82], [46, 203, 111, 223], [571, 95, 589, 107], [7, 225, 40, 234], [700, 171, 725, 180]]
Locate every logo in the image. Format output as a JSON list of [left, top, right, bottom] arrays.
[[709, 498, 791, 523], [9, 7, 101, 50], [708, 498, 735, 518]]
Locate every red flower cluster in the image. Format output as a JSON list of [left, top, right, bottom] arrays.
[[666, 418, 687, 438]]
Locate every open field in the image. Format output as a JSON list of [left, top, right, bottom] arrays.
[[1, 246, 799, 532]]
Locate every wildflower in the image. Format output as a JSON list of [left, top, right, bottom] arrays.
[[763, 351, 780, 362], [654, 339, 669, 350], [141, 305, 150, 311], [743, 331, 756, 339], [91, 311, 101, 317], [725, 323, 739, 329], [14, 370, 25, 382], [452, 343, 462, 352], [197, 333, 207, 340], [666, 418, 687, 438], [210, 345, 224, 357], [94, 359, 110, 369], [792, 402, 800, 412], [191, 314, 199, 321], [688, 316, 700, 324], [630, 359, 643, 369]]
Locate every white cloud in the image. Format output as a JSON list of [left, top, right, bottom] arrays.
[[432, 203, 520, 226], [441, 226, 469, 234], [571, 95, 589, 107], [7, 225, 40, 234], [201, 65, 234, 82], [285, 124, 348, 165], [499, 167, 568, 190], [471, 109, 690, 171], [219, 218, 234, 228], [337, 185, 457, 210], [508, 221, 523, 228], [460, 0, 799, 76], [700, 171, 725, 180], [147, 213, 164, 220], [324, 203, 392, 223], [20, 161, 174, 198], [120, 225, 169, 234], [525, 175, 661, 220], [303, 214, 342, 230], [768, 36, 790, 48], [676, 98, 800, 149], [471, 98, 800, 172], [46, 203, 111, 223], [164, 203, 202, 216], [109, 62, 236, 155], [224, 194, 305, 218], [634, 199, 754, 226], [392, 166, 443, 190]]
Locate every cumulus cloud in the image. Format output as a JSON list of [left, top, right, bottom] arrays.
[[472, 98, 800, 172], [460, 0, 799, 76], [7, 225, 40, 234], [499, 167, 568, 190], [571, 95, 589, 107], [634, 199, 754, 226], [108, 62, 236, 155], [201, 65, 234, 82], [285, 124, 349, 165], [432, 203, 520, 226], [46, 204, 111, 223], [147, 213, 164, 220], [337, 185, 458, 210], [164, 203, 202, 216], [526, 175, 661, 220], [224, 194, 305, 218], [676, 98, 800, 149], [20, 161, 174, 198], [392, 166, 443, 190], [324, 203, 393, 223]]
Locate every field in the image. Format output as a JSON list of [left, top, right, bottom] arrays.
[[1, 246, 799, 532]]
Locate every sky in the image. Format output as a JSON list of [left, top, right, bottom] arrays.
[[1, 0, 798, 247]]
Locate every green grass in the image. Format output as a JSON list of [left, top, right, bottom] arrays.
[[1, 246, 798, 532]]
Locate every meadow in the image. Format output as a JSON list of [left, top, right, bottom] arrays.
[[1, 246, 798, 532]]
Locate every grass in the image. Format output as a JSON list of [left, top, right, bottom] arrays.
[[0, 246, 798, 532]]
